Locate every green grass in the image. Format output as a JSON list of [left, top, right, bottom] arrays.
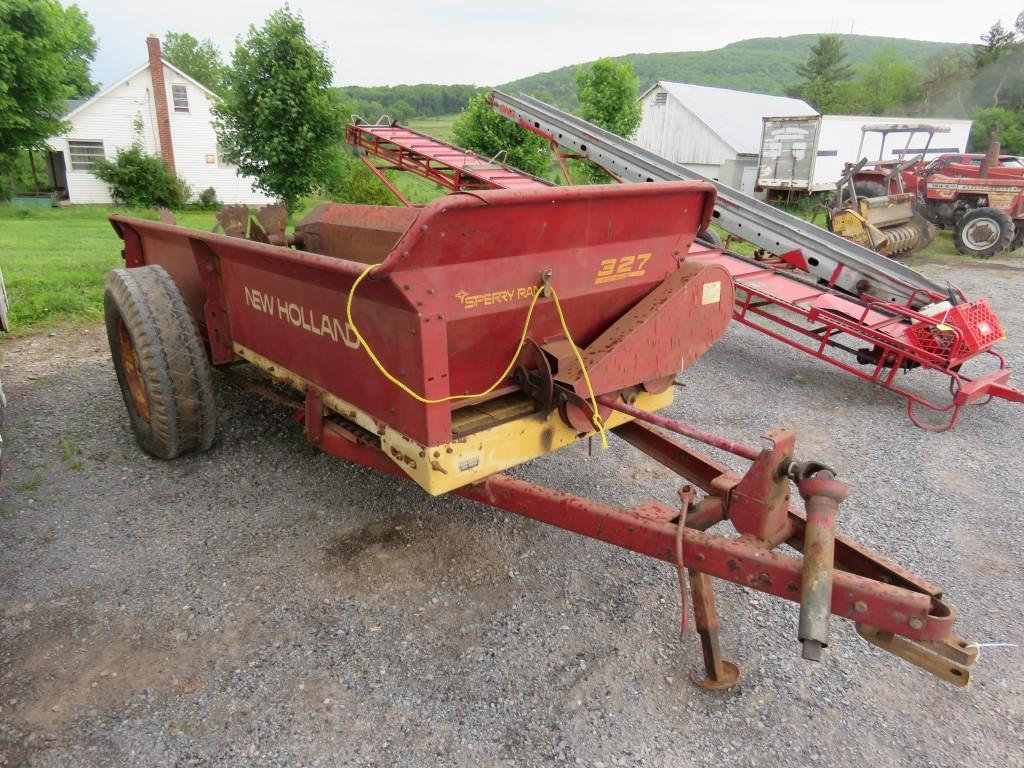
[[58, 435, 81, 461], [407, 114, 458, 141], [16, 472, 44, 492], [0, 201, 333, 336], [0, 204, 221, 334]]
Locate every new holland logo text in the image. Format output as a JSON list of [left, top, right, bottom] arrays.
[[244, 287, 359, 348]]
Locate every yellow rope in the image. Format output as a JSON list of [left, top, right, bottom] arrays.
[[547, 283, 608, 449], [345, 262, 608, 448]]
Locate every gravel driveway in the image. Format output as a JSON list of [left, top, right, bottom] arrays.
[[1, 257, 1022, 768]]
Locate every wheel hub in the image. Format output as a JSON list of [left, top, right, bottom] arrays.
[[117, 318, 150, 423], [964, 218, 999, 250]]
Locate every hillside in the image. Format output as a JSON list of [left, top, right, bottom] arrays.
[[499, 34, 969, 109]]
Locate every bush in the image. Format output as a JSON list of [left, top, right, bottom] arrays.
[[451, 94, 550, 177], [91, 145, 191, 208], [318, 145, 396, 206], [196, 186, 220, 210]]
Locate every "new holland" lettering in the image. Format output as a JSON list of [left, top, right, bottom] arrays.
[[244, 286, 359, 349]]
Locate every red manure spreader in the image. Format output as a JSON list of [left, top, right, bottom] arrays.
[[344, 95, 1024, 431], [106, 181, 976, 691]]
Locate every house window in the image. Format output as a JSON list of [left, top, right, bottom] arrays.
[[653, 92, 667, 106], [171, 84, 189, 113], [67, 140, 105, 170]]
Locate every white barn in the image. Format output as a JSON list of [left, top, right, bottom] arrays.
[[634, 82, 818, 194], [44, 36, 272, 206]]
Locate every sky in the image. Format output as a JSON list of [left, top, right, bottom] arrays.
[[78, 0, 1023, 89]]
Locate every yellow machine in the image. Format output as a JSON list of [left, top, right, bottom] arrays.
[[827, 131, 938, 257], [829, 191, 933, 256]]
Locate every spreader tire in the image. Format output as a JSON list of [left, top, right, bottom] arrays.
[[104, 265, 216, 459], [954, 207, 1015, 258]]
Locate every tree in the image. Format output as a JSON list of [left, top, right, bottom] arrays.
[[796, 34, 854, 83], [851, 47, 923, 114], [974, 21, 1017, 68], [0, 0, 98, 169], [970, 15, 1024, 109], [387, 98, 414, 123], [790, 34, 854, 111], [920, 51, 973, 115], [451, 94, 549, 177], [573, 58, 642, 183], [969, 107, 1024, 155], [576, 58, 642, 139], [61, 4, 99, 99], [214, 7, 343, 209], [163, 32, 227, 95]]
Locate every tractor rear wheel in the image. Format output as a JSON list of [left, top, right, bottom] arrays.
[[954, 207, 1015, 258], [104, 265, 217, 459]]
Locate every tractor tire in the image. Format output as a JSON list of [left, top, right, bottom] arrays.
[[953, 207, 1015, 258], [1011, 224, 1024, 252], [104, 265, 216, 459], [853, 181, 887, 199], [696, 228, 723, 248]]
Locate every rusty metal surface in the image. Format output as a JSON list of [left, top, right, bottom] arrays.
[[455, 471, 953, 643], [112, 183, 716, 449], [795, 470, 846, 661], [600, 396, 760, 461], [856, 624, 974, 687], [294, 202, 417, 262], [556, 261, 734, 398], [216, 205, 251, 238], [116, 319, 149, 423], [688, 571, 740, 690], [256, 204, 288, 242]]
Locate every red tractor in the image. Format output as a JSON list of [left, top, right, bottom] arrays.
[[849, 126, 1024, 258], [917, 155, 1024, 257]]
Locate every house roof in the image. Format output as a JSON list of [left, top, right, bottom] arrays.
[[63, 98, 88, 115], [642, 82, 818, 155], [63, 59, 218, 122]]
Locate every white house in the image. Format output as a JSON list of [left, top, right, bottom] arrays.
[[634, 82, 818, 194], [44, 36, 272, 205]]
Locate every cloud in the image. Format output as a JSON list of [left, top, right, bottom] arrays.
[[78, 0, 1023, 88]]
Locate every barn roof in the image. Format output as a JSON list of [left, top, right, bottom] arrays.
[[644, 82, 818, 155]]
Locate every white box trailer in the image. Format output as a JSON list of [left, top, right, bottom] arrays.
[[756, 114, 973, 194]]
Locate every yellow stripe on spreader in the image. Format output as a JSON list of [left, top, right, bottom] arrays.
[[345, 262, 608, 448]]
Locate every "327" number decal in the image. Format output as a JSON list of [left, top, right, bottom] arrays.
[[594, 253, 652, 285]]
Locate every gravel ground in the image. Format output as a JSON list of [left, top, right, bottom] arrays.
[[1, 257, 1022, 767]]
